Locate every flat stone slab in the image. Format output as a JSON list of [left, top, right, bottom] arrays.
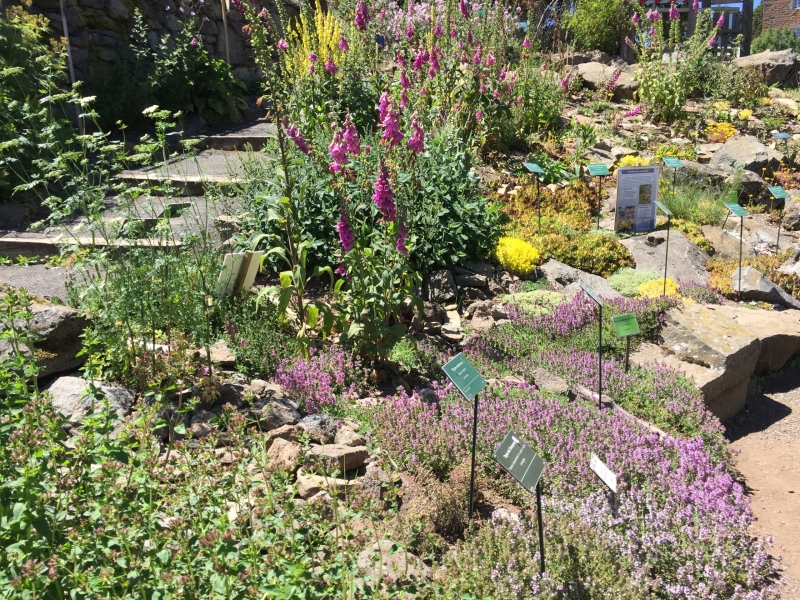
[[0, 265, 69, 303], [539, 259, 622, 299], [619, 230, 710, 284], [633, 303, 761, 422]]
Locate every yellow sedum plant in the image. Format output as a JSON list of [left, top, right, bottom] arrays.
[[284, 1, 343, 81], [638, 277, 678, 298], [493, 237, 540, 276]]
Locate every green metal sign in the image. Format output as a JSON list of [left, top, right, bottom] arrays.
[[612, 313, 640, 338], [523, 162, 544, 175], [662, 156, 684, 169], [773, 132, 791, 140], [725, 203, 749, 218], [654, 200, 672, 216], [578, 281, 603, 305], [769, 186, 789, 200], [587, 163, 610, 177], [493, 430, 546, 494], [442, 353, 486, 401]]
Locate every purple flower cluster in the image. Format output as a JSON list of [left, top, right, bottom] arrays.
[[275, 346, 360, 414], [336, 214, 354, 252], [407, 119, 424, 154], [354, 0, 369, 31], [372, 166, 396, 221], [371, 384, 779, 597], [284, 121, 311, 154], [678, 281, 723, 304]]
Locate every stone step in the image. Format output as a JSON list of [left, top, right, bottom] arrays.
[[195, 121, 277, 151]]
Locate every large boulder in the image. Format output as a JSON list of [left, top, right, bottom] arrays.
[[573, 62, 639, 101], [0, 293, 89, 377], [250, 398, 301, 431], [539, 259, 622, 300], [782, 197, 800, 231], [712, 305, 800, 375], [306, 444, 370, 473], [46, 376, 135, 423], [632, 303, 761, 421], [297, 413, 338, 443], [710, 135, 781, 177], [731, 266, 800, 309], [422, 270, 457, 303], [779, 246, 800, 276], [733, 49, 797, 87], [619, 230, 710, 284], [678, 161, 771, 205]]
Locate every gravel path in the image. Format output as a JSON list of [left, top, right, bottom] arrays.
[[727, 367, 800, 597]]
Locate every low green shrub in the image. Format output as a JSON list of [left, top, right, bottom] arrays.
[[566, 0, 628, 55], [608, 268, 661, 297], [501, 290, 563, 314], [752, 27, 800, 54]]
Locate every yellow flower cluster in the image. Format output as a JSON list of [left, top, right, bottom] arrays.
[[704, 121, 736, 144], [737, 109, 753, 121], [616, 155, 650, 169], [713, 101, 730, 112], [638, 278, 678, 298], [760, 97, 774, 106], [284, 2, 343, 81], [493, 237, 540, 276]]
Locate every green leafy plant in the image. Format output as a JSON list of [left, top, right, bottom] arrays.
[[566, 0, 628, 54], [752, 27, 800, 54], [608, 268, 662, 297]]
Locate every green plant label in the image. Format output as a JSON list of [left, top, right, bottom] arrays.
[[579, 281, 603, 306], [773, 132, 790, 140], [523, 162, 544, 175], [662, 156, 684, 169], [590, 453, 617, 493], [612, 313, 640, 338], [769, 186, 789, 200], [587, 163, 610, 177], [442, 353, 486, 401], [725, 203, 748, 218], [493, 430, 546, 494], [654, 200, 673, 216]]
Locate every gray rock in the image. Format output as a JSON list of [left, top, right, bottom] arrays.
[[540, 258, 621, 300], [250, 379, 285, 399], [731, 266, 800, 310], [460, 261, 495, 277], [266, 437, 301, 472], [619, 230, 710, 284], [46, 376, 134, 423], [733, 49, 797, 87], [251, 398, 301, 431], [209, 338, 236, 366], [334, 426, 366, 447], [782, 199, 800, 231], [423, 270, 457, 303], [307, 444, 369, 473], [711, 135, 780, 176], [298, 413, 338, 443], [216, 383, 246, 409], [418, 301, 446, 334], [574, 62, 639, 101], [632, 303, 761, 421], [530, 367, 573, 398], [0, 294, 88, 377], [295, 468, 356, 499], [779, 246, 800, 276], [107, 0, 129, 21], [454, 273, 488, 288], [190, 409, 216, 438], [356, 540, 430, 584]]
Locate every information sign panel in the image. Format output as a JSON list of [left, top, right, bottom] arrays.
[[654, 200, 672, 216], [587, 163, 610, 177], [612, 313, 640, 338], [773, 132, 791, 140], [662, 156, 683, 169], [442, 353, 486, 401], [590, 453, 617, 493], [523, 162, 544, 175], [493, 431, 546, 494], [579, 281, 603, 305], [615, 166, 659, 233], [725, 203, 749, 218], [769, 186, 789, 199]]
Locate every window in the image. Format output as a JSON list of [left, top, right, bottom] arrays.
[[795, 0, 800, 10]]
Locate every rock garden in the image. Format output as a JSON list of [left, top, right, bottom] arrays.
[[2, 0, 800, 597]]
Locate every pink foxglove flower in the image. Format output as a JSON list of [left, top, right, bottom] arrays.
[[396, 222, 408, 255], [397, 53, 407, 68], [378, 89, 391, 122], [343, 116, 361, 155], [400, 89, 409, 109], [475, 110, 483, 120], [325, 57, 338, 74], [336, 215, 355, 252], [413, 48, 429, 71], [400, 70, 411, 89], [493, 90, 500, 99], [522, 38, 531, 48], [632, 13, 639, 24], [406, 25, 415, 41], [669, 3, 679, 21], [308, 52, 318, 63], [480, 85, 486, 93], [717, 14, 724, 27], [380, 104, 404, 147], [450, 28, 457, 38], [693, 0, 699, 10], [407, 119, 424, 154], [708, 35, 716, 47], [560, 74, 570, 89], [625, 36, 632, 46], [499, 69, 506, 81], [278, 39, 288, 50], [285, 121, 310, 155], [434, 24, 443, 37], [373, 166, 396, 221], [459, 0, 469, 18], [328, 126, 347, 172], [540, 63, 547, 73], [338, 36, 349, 52], [486, 52, 495, 67], [355, 0, 369, 31]]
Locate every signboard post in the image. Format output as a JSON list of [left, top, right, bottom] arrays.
[[524, 162, 545, 235], [579, 281, 603, 409], [769, 185, 788, 254], [443, 353, 487, 520], [214, 250, 265, 297], [654, 200, 673, 296], [612, 313, 640, 373], [615, 166, 660, 234], [662, 156, 684, 193], [588, 163, 610, 230], [724, 201, 749, 301], [493, 431, 546, 575], [589, 453, 618, 513]]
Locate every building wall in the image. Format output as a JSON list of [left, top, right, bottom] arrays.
[[763, 0, 800, 30]]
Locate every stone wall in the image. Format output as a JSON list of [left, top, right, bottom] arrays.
[[4, 0, 299, 88], [763, 0, 800, 31]]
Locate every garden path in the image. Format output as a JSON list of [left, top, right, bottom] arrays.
[[727, 367, 800, 597]]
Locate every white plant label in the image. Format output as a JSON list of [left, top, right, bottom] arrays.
[[590, 453, 617, 494]]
